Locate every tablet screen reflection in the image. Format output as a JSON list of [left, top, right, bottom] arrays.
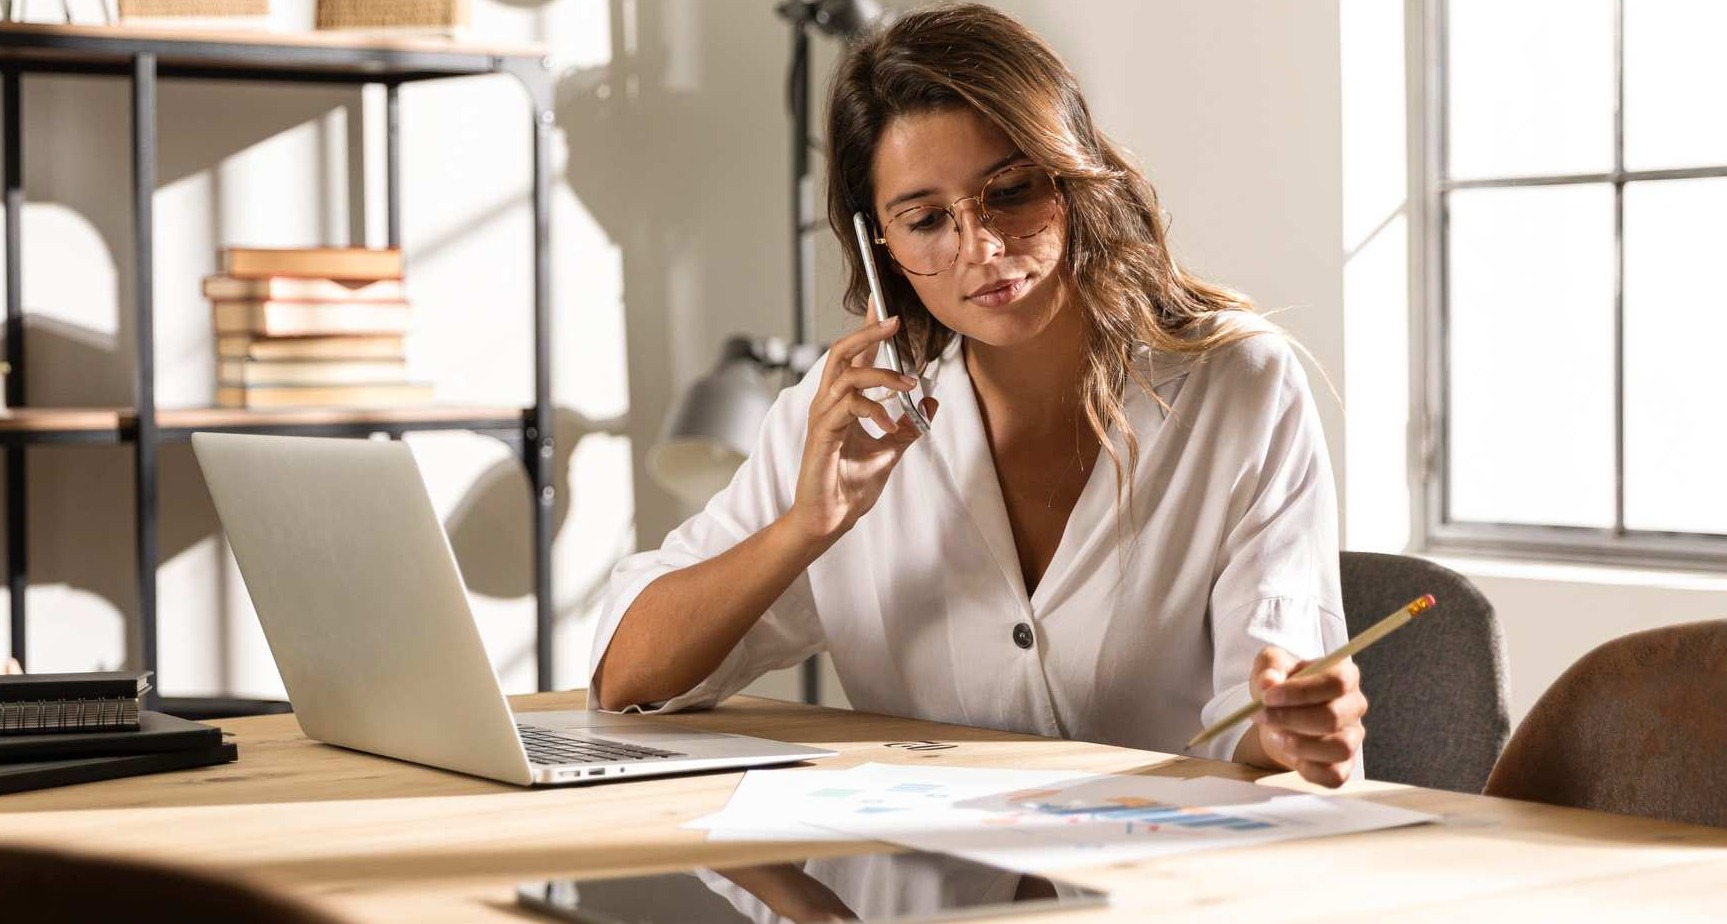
[[520, 849, 1107, 924]]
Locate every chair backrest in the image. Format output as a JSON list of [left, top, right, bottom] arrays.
[[0, 845, 343, 924], [1340, 551, 1510, 793], [1484, 620, 1727, 828]]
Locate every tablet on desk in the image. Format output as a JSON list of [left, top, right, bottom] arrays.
[[516, 848, 1107, 923]]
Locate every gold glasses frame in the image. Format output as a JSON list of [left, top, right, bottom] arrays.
[[872, 163, 1062, 277]]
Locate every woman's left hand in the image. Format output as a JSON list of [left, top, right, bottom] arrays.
[[1245, 646, 1367, 787]]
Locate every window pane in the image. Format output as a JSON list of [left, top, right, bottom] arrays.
[[1624, 0, 1727, 171], [1623, 178, 1727, 535], [1447, 0, 1615, 180], [1446, 185, 1616, 528]]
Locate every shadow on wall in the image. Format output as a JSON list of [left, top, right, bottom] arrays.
[[554, 0, 801, 550], [440, 407, 632, 684], [3, 79, 364, 663], [443, 406, 611, 598]]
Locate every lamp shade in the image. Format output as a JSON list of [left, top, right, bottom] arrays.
[[810, 0, 882, 38], [649, 337, 779, 506]]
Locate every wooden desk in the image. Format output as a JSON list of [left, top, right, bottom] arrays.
[[2, 692, 1724, 921]]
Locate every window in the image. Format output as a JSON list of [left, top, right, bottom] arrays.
[[1423, 0, 1727, 568]]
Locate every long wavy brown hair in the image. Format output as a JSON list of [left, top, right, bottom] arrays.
[[826, 2, 1266, 493]]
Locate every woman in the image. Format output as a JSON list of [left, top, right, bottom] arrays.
[[592, 3, 1366, 787]]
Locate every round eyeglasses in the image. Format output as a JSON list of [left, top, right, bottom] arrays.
[[874, 164, 1061, 277]]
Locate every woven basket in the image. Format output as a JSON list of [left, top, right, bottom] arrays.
[[117, 0, 268, 16], [316, 0, 468, 31]]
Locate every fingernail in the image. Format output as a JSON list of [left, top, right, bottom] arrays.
[[900, 375, 917, 388], [1263, 729, 1283, 747], [880, 315, 898, 328], [1264, 688, 1284, 706]]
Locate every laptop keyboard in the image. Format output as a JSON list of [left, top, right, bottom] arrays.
[[516, 724, 688, 766]]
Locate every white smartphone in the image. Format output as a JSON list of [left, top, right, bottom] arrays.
[[852, 211, 933, 435]]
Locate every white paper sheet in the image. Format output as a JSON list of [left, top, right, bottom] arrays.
[[685, 763, 1087, 842], [692, 763, 1437, 872]]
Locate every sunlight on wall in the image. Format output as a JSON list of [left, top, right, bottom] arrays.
[[1340, 0, 1412, 553]]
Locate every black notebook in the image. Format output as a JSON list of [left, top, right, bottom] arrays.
[[0, 743, 238, 796], [0, 670, 153, 735], [0, 711, 222, 763], [0, 671, 152, 701]]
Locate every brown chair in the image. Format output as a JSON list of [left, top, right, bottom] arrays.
[[0, 844, 345, 924], [1484, 620, 1727, 828]]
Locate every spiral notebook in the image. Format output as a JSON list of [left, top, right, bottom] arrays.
[[0, 671, 152, 735]]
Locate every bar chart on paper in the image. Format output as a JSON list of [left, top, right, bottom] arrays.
[[687, 764, 1436, 872], [828, 770, 1437, 871], [803, 777, 1277, 832], [997, 788, 1278, 833], [818, 782, 955, 814]]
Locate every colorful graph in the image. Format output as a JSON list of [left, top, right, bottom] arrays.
[[807, 780, 966, 816], [1008, 792, 1276, 833], [747, 769, 1284, 838], [693, 764, 1435, 872]]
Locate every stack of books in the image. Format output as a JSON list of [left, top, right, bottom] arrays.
[[117, 0, 274, 30], [316, 0, 469, 36], [0, 670, 237, 795], [208, 246, 433, 410]]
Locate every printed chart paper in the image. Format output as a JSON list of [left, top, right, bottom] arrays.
[[685, 764, 1085, 842], [692, 763, 1437, 871]]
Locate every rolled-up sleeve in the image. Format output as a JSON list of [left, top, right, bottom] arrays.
[[1198, 336, 1347, 765], [588, 359, 829, 713]]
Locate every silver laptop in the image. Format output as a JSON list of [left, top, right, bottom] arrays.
[[192, 432, 835, 786]]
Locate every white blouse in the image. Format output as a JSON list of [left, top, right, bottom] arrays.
[[590, 310, 1346, 763]]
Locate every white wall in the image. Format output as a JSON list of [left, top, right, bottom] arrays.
[[1001, 0, 1347, 493], [1437, 559, 1727, 721]]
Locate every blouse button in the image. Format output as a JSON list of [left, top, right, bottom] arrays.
[[1012, 622, 1035, 649]]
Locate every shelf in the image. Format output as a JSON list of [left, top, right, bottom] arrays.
[[153, 404, 525, 432], [1, 29, 557, 692], [0, 405, 528, 444], [0, 407, 126, 443], [0, 22, 550, 83]]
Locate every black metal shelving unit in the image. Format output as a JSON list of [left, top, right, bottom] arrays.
[[0, 23, 558, 713]]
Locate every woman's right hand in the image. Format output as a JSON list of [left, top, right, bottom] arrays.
[[788, 315, 938, 543]]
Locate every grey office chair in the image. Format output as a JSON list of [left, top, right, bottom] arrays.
[[1340, 551, 1509, 793], [1484, 620, 1727, 829]]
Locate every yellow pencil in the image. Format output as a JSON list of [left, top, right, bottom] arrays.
[[1184, 593, 1438, 752]]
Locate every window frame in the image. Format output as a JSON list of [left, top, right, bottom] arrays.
[[1418, 0, 1727, 571]]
